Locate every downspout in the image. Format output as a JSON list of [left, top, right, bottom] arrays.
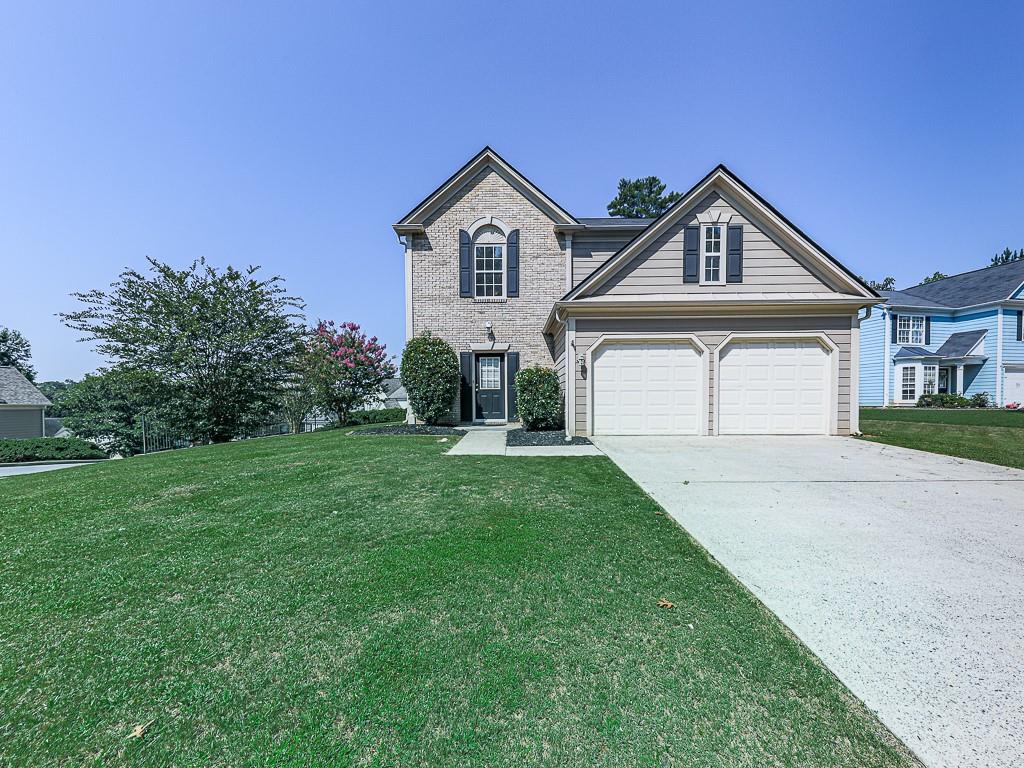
[[881, 305, 891, 406]]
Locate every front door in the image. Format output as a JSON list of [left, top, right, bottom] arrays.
[[475, 354, 506, 421], [938, 367, 949, 394]]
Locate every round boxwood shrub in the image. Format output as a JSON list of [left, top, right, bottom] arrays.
[[400, 332, 460, 425], [515, 366, 563, 431]]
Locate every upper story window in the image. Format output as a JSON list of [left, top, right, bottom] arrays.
[[897, 315, 925, 345], [474, 226, 505, 297], [701, 225, 724, 284]]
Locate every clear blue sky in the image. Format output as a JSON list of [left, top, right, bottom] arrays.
[[2, 1, 1022, 381]]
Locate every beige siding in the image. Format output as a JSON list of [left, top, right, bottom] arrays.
[[572, 315, 854, 436], [553, 326, 566, 391], [594, 193, 835, 297], [571, 230, 637, 288]]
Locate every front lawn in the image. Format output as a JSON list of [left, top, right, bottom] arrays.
[[859, 407, 1024, 468], [1, 431, 917, 767]]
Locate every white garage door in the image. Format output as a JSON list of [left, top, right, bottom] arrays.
[[592, 342, 702, 435], [718, 341, 830, 435]]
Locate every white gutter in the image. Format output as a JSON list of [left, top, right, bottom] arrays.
[[882, 306, 891, 406], [997, 309, 1004, 405]]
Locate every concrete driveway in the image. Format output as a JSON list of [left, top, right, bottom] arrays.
[[594, 436, 1024, 768], [0, 462, 96, 478]]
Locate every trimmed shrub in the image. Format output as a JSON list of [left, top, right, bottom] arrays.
[[0, 437, 106, 463], [969, 392, 990, 408], [917, 393, 970, 408], [345, 408, 406, 426], [515, 366, 563, 431], [400, 333, 460, 425]]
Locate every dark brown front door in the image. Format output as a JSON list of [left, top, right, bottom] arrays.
[[475, 354, 506, 420]]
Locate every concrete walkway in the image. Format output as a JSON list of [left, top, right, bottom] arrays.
[[594, 435, 1024, 768], [0, 462, 100, 478], [447, 427, 603, 457]]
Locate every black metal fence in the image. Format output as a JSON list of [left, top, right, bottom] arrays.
[[137, 415, 307, 456]]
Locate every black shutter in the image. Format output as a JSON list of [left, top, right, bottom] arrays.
[[1017, 310, 1023, 342], [459, 230, 472, 297], [726, 225, 743, 283], [506, 352, 520, 419], [891, 314, 899, 343], [506, 229, 519, 297], [459, 352, 473, 423], [925, 316, 932, 345], [683, 225, 699, 283]]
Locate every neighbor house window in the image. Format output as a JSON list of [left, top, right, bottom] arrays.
[[901, 366, 917, 401], [897, 315, 925, 345], [474, 226, 505, 297], [923, 365, 937, 395], [701, 225, 723, 284]]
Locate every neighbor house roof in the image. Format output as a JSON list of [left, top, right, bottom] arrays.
[[878, 289, 952, 309], [935, 329, 987, 358], [0, 367, 51, 406], [885, 259, 1024, 309], [382, 378, 404, 397]]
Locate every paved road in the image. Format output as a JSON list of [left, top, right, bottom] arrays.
[[595, 435, 1024, 768], [0, 463, 95, 478]]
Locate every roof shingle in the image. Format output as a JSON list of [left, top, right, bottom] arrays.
[[0, 367, 51, 406]]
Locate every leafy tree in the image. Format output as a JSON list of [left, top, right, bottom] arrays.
[[306, 321, 396, 426], [278, 334, 319, 434], [59, 368, 164, 456], [36, 379, 77, 416], [860, 276, 896, 291], [920, 271, 948, 284], [991, 247, 1022, 266], [401, 333, 459, 425], [607, 177, 682, 219], [61, 257, 303, 443], [0, 327, 36, 381]]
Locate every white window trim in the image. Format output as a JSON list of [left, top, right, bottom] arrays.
[[898, 364, 918, 403], [897, 314, 926, 346], [922, 364, 938, 396], [699, 224, 725, 286], [473, 240, 506, 299]]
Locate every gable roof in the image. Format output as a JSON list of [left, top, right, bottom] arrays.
[[935, 329, 987, 357], [394, 146, 579, 233], [563, 164, 877, 301], [878, 289, 952, 309], [0, 367, 51, 406], [888, 259, 1024, 309]]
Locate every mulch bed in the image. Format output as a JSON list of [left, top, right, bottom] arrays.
[[506, 428, 592, 447], [354, 425, 466, 436]]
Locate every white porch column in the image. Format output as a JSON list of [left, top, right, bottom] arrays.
[[565, 318, 576, 436], [404, 235, 414, 341], [957, 364, 965, 395], [882, 308, 891, 405]]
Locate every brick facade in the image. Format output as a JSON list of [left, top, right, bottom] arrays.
[[410, 168, 565, 422]]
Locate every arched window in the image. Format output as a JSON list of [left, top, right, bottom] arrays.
[[473, 225, 505, 297]]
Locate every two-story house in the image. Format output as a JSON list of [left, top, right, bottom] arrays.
[[393, 148, 878, 436], [859, 262, 1024, 407]]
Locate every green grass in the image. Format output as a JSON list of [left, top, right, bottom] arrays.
[[859, 407, 1024, 468], [1, 431, 918, 767]]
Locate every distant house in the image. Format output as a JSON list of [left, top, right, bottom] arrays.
[[44, 418, 74, 438], [859, 260, 1024, 406], [0, 367, 51, 439], [364, 378, 409, 411]]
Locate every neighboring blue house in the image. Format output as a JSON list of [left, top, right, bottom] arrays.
[[860, 260, 1024, 407]]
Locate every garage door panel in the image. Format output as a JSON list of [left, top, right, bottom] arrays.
[[718, 341, 829, 435], [593, 342, 703, 436]]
